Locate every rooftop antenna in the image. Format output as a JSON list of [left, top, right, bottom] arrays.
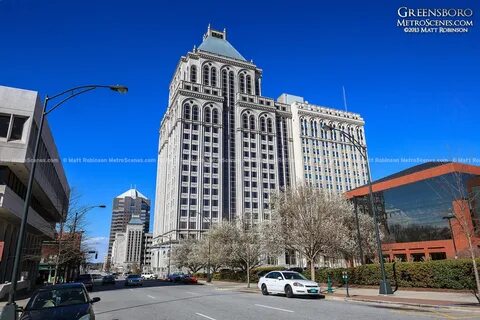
[[342, 86, 348, 112]]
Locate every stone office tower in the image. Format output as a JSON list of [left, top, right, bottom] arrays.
[[106, 188, 150, 268], [152, 27, 368, 273]]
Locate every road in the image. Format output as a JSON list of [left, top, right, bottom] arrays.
[[89, 280, 480, 320]]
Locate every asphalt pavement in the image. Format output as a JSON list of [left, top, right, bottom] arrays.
[[87, 280, 480, 320]]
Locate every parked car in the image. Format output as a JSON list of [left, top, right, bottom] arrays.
[[125, 274, 143, 286], [257, 271, 320, 298], [141, 273, 157, 280], [181, 274, 198, 284], [91, 274, 104, 286], [102, 274, 116, 285], [75, 274, 94, 292], [167, 272, 185, 282], [19, 283, 100, 320]]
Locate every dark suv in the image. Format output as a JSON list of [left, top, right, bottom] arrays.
[[75, 274, 94, 292]]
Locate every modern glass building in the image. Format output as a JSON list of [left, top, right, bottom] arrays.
[[346, 162, 480, 261]]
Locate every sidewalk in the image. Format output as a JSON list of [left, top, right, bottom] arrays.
[[200, 280, 480, 311]]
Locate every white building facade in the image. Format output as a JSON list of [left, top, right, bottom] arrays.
[[152, 27, 367, 273], [0, 85, 70, 289], [110, 214, 146, 272]]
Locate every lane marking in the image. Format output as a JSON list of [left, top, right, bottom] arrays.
[[254, 304, 294, 313], [147, 295, 156, 299], [195, 312, 217, 320], [186, 291, 198, 295]]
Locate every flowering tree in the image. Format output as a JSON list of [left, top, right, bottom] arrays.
[[271, 185, 354, 281], [207, 220, 282, 287], [171, 238, 205, 273]]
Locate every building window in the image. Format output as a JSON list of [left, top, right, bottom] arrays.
[[192, 105, 199, 121], [190, 65, 197, 83], [203, 65, 210, 85], [211, 67, 217, 86], [249, 115, 255, 131], [184, 104, 191, 120], [242, 114, 248, 129], [204, 107, 211, 123], [0, 114, 10, 138], [239, 73, 245, 93], [246, 75, 252, 94], [212, 109, 219, 124]]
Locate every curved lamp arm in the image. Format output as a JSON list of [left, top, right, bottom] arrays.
[[322, 124, 367, 159], [45, 84, 128, 115]]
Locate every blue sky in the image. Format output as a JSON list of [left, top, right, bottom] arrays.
[[1, 0, 479, 262]]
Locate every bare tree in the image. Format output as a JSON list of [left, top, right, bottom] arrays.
[[441, 171, 480, 302], [49, 191, 97, 283], [171, 238, 205, 273], [271, 185, 353, 281]]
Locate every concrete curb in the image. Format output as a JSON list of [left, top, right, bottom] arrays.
[[325, 295, 480, 313], [205, 283, 480, 313]]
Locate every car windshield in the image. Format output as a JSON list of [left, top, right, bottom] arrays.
[[26, 287, 88, 310], [281, 272, 307, 280], [127, 274, 140, 278]]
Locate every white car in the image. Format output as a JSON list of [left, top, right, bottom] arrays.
[[258, 271, 320, 298], [141, 273, 157, 280]]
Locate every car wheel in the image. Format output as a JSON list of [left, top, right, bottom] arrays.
[[285, 285, 294, 298], [261, 284, 269, 296]]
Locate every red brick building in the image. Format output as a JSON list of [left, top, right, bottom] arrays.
[[345, 162, 480, 261]]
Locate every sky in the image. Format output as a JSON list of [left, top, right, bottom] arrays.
[[1, 0, 479, 262]]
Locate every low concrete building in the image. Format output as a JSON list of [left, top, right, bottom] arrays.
[[0, 85, 70, 290]]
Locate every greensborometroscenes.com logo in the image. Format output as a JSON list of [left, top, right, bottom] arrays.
[[397, 7, 474, 33]]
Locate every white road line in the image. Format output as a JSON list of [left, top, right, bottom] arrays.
[[195, 312, 217, 320], [147, 295, 156, 299], [254, 304, 294, 313], [186, 291, 198, 295]]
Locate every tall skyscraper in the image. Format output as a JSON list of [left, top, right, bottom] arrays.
[[152, 27, 368, 273], [106, 188, 150, 268]]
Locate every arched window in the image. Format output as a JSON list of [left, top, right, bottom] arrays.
[[246, 75, 252, 94], [242, 114, 249, 129], [249, 115, 255, 130], [190, 65, 197, 83], [204, 107, 211, 123], [184, 104, 191, 120], [192, 105, 199, 121], [260, 117, 266, 132], [212, 108, 219, 124], [211, 67, 217, 87], [267, 118, 273, 133], [239, 74, 245, 93], [203, 65, 210, 85]]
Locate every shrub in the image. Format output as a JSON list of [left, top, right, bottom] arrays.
[[310, 258, 480, 290]]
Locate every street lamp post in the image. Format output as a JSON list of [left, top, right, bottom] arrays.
[[202, 215, 214, 283], [2, 85, 127, 319], [353, 197, 365, 265], [443, 215, 458, 259], [322, 124, 392, 295], [167, 234, 172, 277]]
